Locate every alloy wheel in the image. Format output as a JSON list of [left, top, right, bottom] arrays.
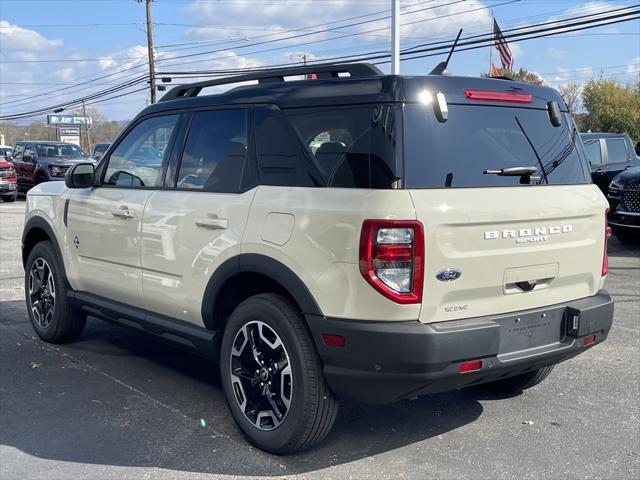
[[28, 257, 56, 328], [229, 320, 293, 431]]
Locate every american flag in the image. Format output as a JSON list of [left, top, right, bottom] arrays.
[[493, 19, 513, 70]]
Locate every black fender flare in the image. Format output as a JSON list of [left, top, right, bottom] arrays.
[[22, 216, 66, 272], [201, 253, 322, 329]]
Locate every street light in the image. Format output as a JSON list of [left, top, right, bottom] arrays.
[[53, 108, 65, 113]]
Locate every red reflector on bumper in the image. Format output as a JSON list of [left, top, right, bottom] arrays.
[[322, 333, 345, 348], [583, 335, 596, 346], [459, 360, 482, 373]]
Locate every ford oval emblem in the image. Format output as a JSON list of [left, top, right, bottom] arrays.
[[436, 268, 462, 282]]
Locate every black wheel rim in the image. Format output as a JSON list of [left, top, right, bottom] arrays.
[[28, 257, 56, 328], [229, 320, 293, 431]]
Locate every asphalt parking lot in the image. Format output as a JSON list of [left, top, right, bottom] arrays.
[[1, 198, 638, 480]]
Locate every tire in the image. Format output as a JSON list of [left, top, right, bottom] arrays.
[[1, 193, 16, 202], [613, 227, 639, 244], [25, 241, 86, 343], [220, 293, 338, 454], [483, 365, 555, 394]]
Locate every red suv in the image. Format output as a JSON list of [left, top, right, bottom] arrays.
[[0, 158, 17, 202]]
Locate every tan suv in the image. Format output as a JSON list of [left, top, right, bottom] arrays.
[[22, 64, 614, 454]]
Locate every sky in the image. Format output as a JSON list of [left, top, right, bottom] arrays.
[[0, 0, 638, 121]]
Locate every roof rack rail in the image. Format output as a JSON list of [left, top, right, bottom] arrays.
[[159, 63, 383, 102]]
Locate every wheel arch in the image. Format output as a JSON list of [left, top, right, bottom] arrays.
[[22, 216, 65, 274], [202, 254, 322, 332]]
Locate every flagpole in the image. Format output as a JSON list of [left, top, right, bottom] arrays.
[[489, 10, 494, 75]]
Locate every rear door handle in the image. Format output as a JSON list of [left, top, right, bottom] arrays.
[[111, 205, 135, 218], [195, 216, 228, 230]]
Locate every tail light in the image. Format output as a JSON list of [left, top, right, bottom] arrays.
[[359, 220, 424, 304], [602, 208, 612, 277]]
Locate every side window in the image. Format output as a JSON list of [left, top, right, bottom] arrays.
[[583, 140, 602, 167], [284, 104, 398, 188], [103, 115, 179, 188], [175, 109, 250, 193], [254, 105, 321, 187], [605, 138, 628, 164]]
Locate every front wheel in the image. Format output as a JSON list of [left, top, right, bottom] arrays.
[[1, 193, 16, 202], [25, 241, 86, 343], [220, 293, 338, 454]]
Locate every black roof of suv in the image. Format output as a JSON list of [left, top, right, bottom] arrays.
[[143, 63, 566, 116]]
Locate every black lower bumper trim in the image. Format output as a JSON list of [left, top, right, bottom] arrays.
[[306, 290, 614, 404]]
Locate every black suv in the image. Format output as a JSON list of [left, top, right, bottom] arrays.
[[11, 141, 92, 193], [607, 166, 640, 243], [581, 132, 640, 195]]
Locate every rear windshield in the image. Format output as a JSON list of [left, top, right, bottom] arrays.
[[404, 104, 590, 188]]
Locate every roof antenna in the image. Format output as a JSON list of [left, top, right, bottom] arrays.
[[429, 29, 463, 75]]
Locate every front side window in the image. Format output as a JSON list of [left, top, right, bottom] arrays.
[[605, 138, 628, 164], [583, 139, 602, 166], [175, 109, 249, 193], [103, 115, 179, 188]]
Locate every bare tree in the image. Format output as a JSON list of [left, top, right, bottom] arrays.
[[557, 83, 582, 113]]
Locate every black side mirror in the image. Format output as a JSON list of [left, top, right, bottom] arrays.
[[65, 162, 95, 189]]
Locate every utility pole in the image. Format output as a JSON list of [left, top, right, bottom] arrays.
[[391, 0, 400, 75], [139, 0, 157, 104], [81, 99, 92, 154]]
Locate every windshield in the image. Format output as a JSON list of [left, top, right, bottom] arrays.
[[36, 143, 86, 158], [404, 104, 590, 188], [94, 144, 109, 154]]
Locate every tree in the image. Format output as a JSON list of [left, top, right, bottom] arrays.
[[557, 83, 582, 113], [482, 67, 544, 85], [581, 78, 640, 140]]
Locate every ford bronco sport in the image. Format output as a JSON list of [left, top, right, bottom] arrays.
[[22, 63, 614, 454]]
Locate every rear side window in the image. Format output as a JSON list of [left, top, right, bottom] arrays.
[[176, 109, 250, 193], [404, 105, 590, 188], [583, 139, 602, 166], [605, 138, 628, 164], [284, 105, 399, 188], [254, 105, 321, 188]]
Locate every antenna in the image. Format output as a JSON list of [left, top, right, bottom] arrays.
[[429, 29, 463, 75]]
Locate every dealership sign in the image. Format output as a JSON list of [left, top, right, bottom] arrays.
[[47, 115, 93, 125]]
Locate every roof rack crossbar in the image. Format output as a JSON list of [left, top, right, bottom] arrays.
[[159, 63, 382, 102]]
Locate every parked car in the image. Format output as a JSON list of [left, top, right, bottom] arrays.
[[607, 166, 640, 243], [580, 132, 640, 195], [22, 64, 614, 454], [11, 141, 92, 193], [0, 157, 17, 202], [92, 143, 110, 160], [0, 145, 13, 161]]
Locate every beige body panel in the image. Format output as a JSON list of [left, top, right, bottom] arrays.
[[65, 187, 151, 309], [25, 180, 608, 328], [242, 186, 420, 321], [140, 189, 255, 323], [409, 184, 608, 323]]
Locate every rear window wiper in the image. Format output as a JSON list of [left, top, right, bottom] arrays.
[[484, 166, 538, 176]]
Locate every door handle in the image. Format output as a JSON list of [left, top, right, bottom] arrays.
[[111, 205, 135, 218], [195, 216, 228, 230], [595, 169, 605, 174]]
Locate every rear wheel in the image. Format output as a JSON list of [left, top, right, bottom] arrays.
[[612, 227, 639, 244], [483, 365, 555, 393], [220, 293, 338, 454], [25, 241, 86, 343]]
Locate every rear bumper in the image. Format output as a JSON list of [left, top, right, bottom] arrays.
[[306, 290, 614, 404]]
